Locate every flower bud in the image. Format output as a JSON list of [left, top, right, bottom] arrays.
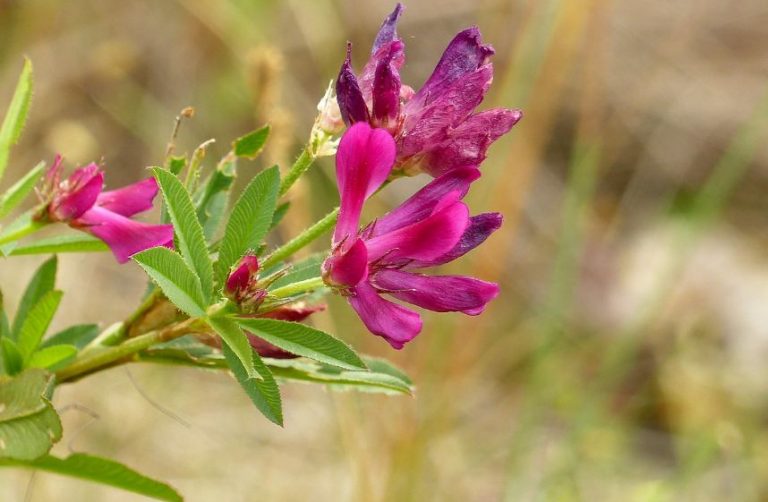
[[47, 163, 104, 222], [309, 81, 344, 158], [315, 81, 344, 136], [225, 254, 266, 311]]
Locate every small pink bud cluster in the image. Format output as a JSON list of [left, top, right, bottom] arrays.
[[224, 254, 267, 312]]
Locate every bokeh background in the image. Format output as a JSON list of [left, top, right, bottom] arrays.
[[2, 0, 768, 500]]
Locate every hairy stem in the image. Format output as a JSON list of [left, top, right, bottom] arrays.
[[55, 318, 201, 382], [0, 215, 45, 245], [279, 147, 314, 196], [269, 276, 325, 299], [261, 207, 339, 269]]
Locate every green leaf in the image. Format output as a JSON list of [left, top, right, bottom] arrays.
[[268, 358, 414, 395], [0, 369, 62, 460], [10, 255, 57, 339], [28, 344, 76, 369], [221, 340, 283, 426], [151, 168, 213, 303], [132, 247, 206, 317], [0, 289, 9, 340], [267, 253, 324, 290], [0, 160, 45, 219], [1, 453, 182, 501], [232, 125, 270, 159], [1, 339, 22, 375], [16, 290, 62, 360], [195, 155, 237, 241], [41, 324, 99, 349], [8, 233, 108, 256], [0, 58, 33, 183], [143, 336, 223, 368], [166, 155, 186, 176], [137, 340, 413, 396], [160, 156, 188, 224], [364, 357, 414, 387], [206, 316, 257, 380], [216, 165, 279, 284], [235, 318, 365, 370]]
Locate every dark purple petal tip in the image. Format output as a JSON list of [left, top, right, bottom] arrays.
[[336, 43, 370, 126], [372, 3, 404, 53], [412, 212, 502, 268]]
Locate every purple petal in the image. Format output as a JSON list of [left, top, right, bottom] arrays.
[[371, 41, 403, 129], [372, 269, 499, 315], [96, 177, 159, 217], [412, 212, 502, 268], [334, 123, 396, 244], [422, 108, 522, 177], [358, 3, 406, 103], [73, 206, 174, 263], [323, 237, 369, 287], [372, 3, 403, 54], [372, 167, 480, 236], [360, 40, 405, 105], [399, 65, 493, 160], [365, 195, 469, 263], [410, 27, 494, 109], [336, 43, 370, 126], [347, 280, 422, 349], [49, 165, 103, 222]]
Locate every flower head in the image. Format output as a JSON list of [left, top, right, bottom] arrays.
[[336, 4, 522, 177], [322, 123, 500, 348], [40, 156, 174, 263]]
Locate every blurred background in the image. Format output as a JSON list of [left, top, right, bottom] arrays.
[[1, 0, 768, 500]]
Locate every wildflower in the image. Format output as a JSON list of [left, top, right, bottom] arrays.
[[336, 3, 522, 177], [40, 155, 174, 263], [322, 123, 500, 349]]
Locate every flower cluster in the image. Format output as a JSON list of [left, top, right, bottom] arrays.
[[336, 3, 522, 177], [39, 155, 173, 263], [323, 5, 517, 348]]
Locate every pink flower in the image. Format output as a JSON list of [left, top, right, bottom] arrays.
[[322, 123, 501, 349], [42, 155, 174, 263], [336, 3, 522, 177]]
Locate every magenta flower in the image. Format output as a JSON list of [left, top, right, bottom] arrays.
[[336, 3, 522, 177], [322, 123, 501, 349], [42, 155, 174, 263]]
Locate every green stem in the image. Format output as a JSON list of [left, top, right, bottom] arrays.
[[261, 207, 339, 269], [269, 276, 325, 299], [0, 215, 45, 245], [55, 319, 200, 382], [279, 147, 315, 196]]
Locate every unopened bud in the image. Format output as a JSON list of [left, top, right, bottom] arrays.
[[316, 81, 344, 135], [225, 254, 266, 311], [309, 81, 345, 158]]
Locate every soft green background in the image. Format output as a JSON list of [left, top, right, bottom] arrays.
[[1, 0, 768, 500]]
